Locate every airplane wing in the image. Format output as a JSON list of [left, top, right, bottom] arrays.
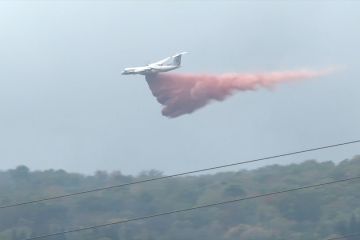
[[149, 52, 187, 67], [150, 56, 171, 66]]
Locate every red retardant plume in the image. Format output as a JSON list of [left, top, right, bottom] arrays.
[[145, 69, 333, 118]]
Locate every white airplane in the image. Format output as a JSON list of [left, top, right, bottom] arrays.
[[122, 52, 187, 75]]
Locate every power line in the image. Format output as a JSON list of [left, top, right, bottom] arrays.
[[327, 232, 360, 240], [1, 139, 359, 210], [24, 175, 360, 240]]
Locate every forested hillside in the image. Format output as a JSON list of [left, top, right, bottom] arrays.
[[1, 156, 360, 240]]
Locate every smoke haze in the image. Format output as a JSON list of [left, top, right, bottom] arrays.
[[145, 69, 332, 118]]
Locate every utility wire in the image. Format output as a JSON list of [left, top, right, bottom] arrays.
[[24, 175, 360, 240], [327, 232, 360, 240], [2, 139, 359, 210]]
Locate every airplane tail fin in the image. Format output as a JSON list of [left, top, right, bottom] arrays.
[[172, 52, 187, 66]]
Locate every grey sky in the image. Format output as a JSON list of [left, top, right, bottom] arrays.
[[0, 1, 359, 175]]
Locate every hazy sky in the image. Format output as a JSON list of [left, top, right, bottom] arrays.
[[0, 1, 359, 175]]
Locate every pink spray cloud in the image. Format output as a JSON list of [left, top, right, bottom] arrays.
[[145, 69, 334, 118]]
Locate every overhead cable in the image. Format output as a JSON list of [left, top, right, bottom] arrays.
[[326, 232, 360, 240]]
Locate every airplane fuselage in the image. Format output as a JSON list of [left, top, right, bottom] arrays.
[[122, 65, 179, 75], [122, 52, 187, 76]]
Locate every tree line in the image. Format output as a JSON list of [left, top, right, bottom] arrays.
[[0, 156, 360, 240]]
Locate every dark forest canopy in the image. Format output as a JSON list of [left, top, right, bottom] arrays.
[[1, 156, 360, 240]]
